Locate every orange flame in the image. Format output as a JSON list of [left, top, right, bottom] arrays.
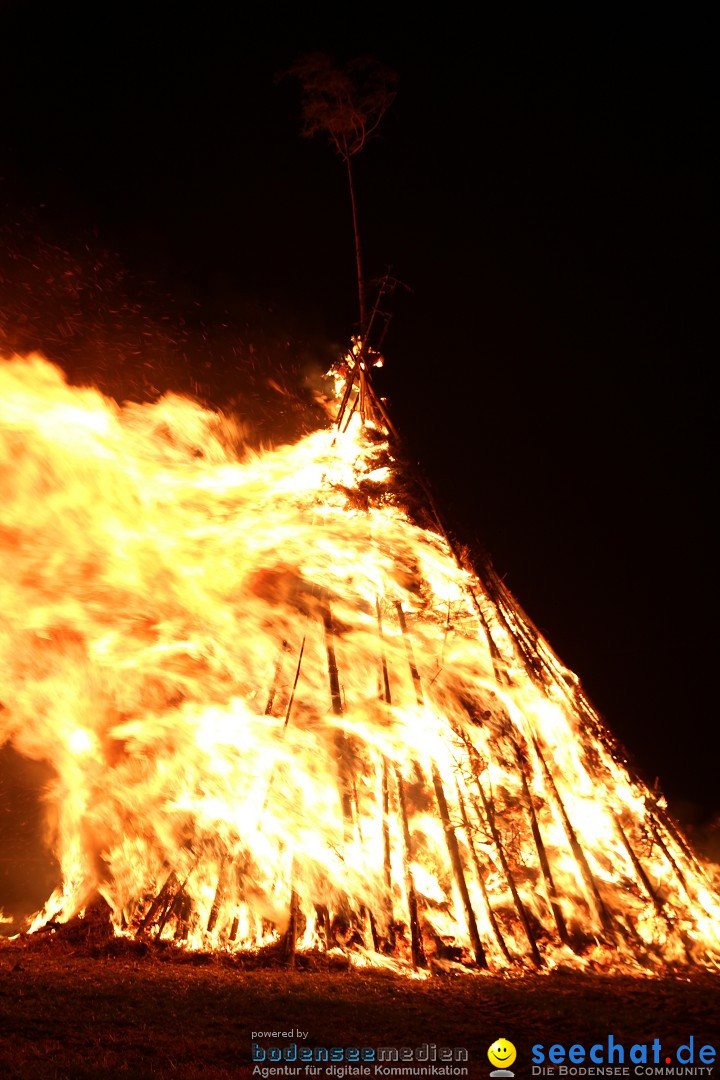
[[1, 352, 718, 973]]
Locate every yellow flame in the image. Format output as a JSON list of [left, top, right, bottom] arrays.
[[1, 353, 719, 973]]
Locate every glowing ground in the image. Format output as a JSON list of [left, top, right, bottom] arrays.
[[0, 933, 717, 1079]]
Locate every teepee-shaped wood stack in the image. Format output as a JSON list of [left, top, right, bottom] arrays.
[[2, 350, 719, 973]]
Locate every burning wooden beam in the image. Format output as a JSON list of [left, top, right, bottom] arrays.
[[376, 597, 424, 967], [395, 601, 487, 969], [466, 768, 543, 968], [531, 735, 617, 940], [322, 602, 355, 834], [394, 767, 427, 970], [455, 784, 512, 964], [510, 735, 571, 949]]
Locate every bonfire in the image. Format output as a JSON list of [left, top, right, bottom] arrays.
[[1, 344, 718, 975]]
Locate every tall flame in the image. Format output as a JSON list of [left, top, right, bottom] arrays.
[[1, 353, 718, 973]]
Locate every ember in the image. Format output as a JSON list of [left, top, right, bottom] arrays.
[[1, 349, 718, 974]]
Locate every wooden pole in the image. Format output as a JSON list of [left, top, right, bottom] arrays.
[[614, 817, 665, 918], [450, 707, 558, 965], [468, 772, 543, 967], [611, 815, 696, 961], [346, 155, 366, 338], [531, 734, 616, 939], [510, 736, 570, 946], [381, 759, 395, 937], [456, 783, 512, 963], [342, 391, 359, 433], [206, 860, 230, 934], [283, 637, 306, 730], [284, 876, 300, 967], [430, 765, 487, 968], [156, 866, 194, 938], [376, 604, 395, 908], [652, 802, 713, 885], [394, 766, 426, 969], [394, 601, 487, 969], [375, 597, 418, 962], [265, 641, 290, 717], [137, 869, 179, 935], [335, 366, 358, 431], [138, 846, 198, 937], [322, 602, 354, 833], [649, 816, 692, 899]]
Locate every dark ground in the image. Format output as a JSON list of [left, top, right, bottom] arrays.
[[0, 934, 718, 1080]]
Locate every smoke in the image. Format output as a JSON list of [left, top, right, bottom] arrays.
[[0, 219, 337, 449]]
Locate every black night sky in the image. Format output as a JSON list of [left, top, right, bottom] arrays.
[[1, 7, 717, 829]]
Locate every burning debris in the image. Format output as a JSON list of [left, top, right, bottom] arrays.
[[1, 348, 719, 975]]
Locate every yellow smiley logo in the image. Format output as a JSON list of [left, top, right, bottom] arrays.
[[488, 1038, 517, 1070]]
